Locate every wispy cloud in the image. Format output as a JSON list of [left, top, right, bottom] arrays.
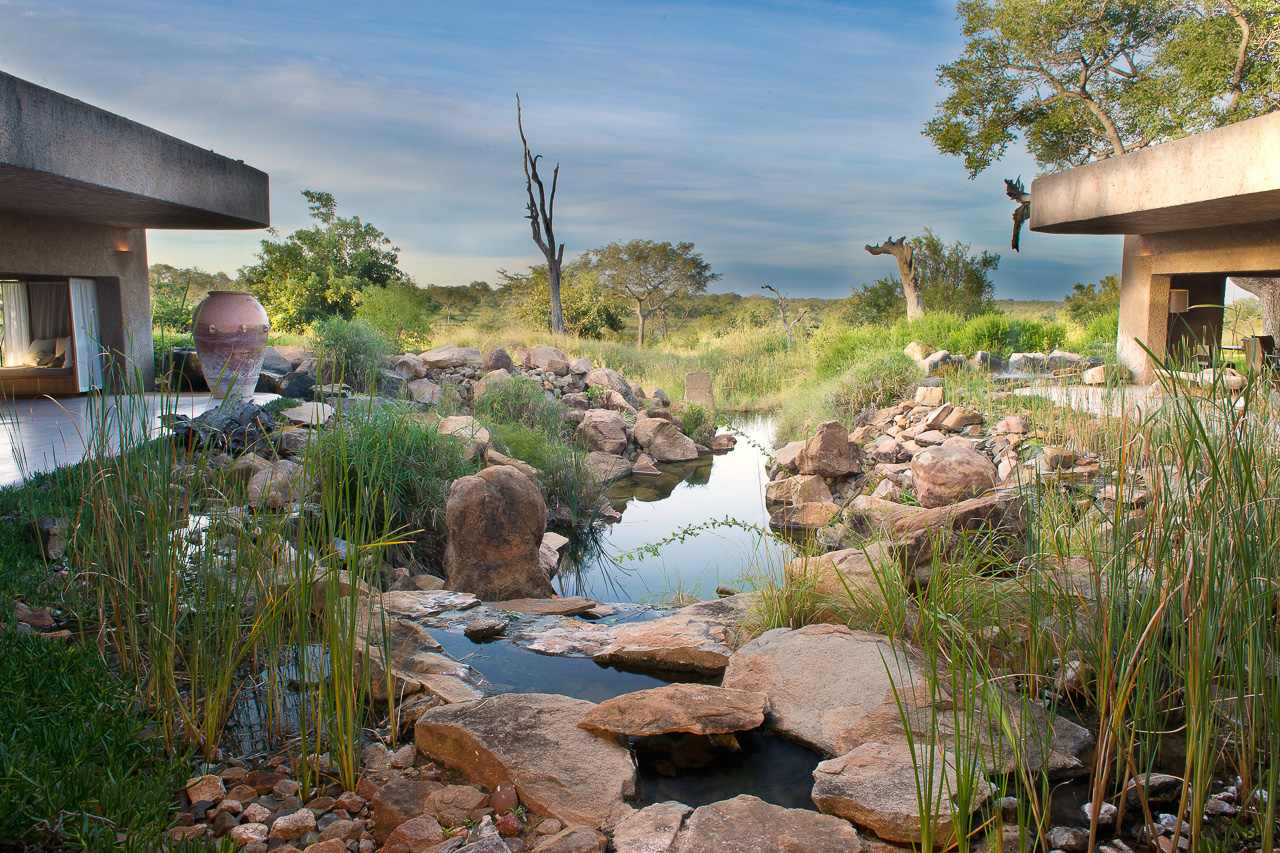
[[1, 0, 1120, 299]]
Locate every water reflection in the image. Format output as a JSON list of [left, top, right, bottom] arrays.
[[556, 415, 792, 604]]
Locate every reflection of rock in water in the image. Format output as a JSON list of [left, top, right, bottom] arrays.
[[610, 457, 714, 507]]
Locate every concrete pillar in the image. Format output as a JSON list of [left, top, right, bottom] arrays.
[[1116, 235, 1171, 385]]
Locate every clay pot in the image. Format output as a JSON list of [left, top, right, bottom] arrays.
[[191, 291, 270, 401]]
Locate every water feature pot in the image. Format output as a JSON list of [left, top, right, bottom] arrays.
[[191, 291, 270, 401]]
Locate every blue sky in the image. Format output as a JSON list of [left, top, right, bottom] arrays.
[[0, 0, 1123, 300]]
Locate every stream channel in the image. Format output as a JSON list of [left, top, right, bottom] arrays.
[[435, 414, 823, 811]]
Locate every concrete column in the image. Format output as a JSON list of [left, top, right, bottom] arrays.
[[1116, 235, 1171, 385]]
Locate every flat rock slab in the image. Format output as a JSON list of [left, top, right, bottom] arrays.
[[515, 620, 615, 657], [812, 741, 991, 847], [613, 802, 691, 853], [490, 596, 599, 617], [592, 598, 745, 674], [721, 624, 926, 757], [579, 684, 769, 737], [673, 795, 862, 853], [415, 693, 636, 831], [379, 591, 481, 620], [586, 451, 633, 484], [279, 401, 335, 425]]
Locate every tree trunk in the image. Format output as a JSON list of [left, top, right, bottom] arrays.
[[1232, 277, 1280, 339], [548, 263, 565, 335], [865, 237, 925, 320], [636, 303, 647, 348]]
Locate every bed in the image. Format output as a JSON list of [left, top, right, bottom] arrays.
[[0, 279, 103, 396]]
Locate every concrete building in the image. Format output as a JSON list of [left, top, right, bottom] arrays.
[[0, 71, 268, 394], [1030, 111, 1280, 384]]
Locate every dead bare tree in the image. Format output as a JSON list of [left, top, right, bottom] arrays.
[[761, 285, 807, 349], [865, 237, 924, 320], [1005, 176, 1032, 252], [517, 95, 565, 335]]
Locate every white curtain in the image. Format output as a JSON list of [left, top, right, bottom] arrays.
[[68, 277, 103, 392], [2, 281, 30, 367], [29, 282, 72, 340]]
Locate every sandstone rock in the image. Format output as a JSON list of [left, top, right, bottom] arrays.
[[490, 597, 598, 616], [673, 795, 862, 853], [904, 341, 930, 364], [709, 434, 736, 452], [569, 357, 592, 374], [765, 474, 832, 505], [683, 371, 715, 410], [525, 345, 570, 373], [415, 693, 636, 831], [229, 452, 272, 484], [269, 808, 317, 841], [1039, 446, 1076, 471], [870, 440, 910, 465], [485, 448, 539, 481], [533, 826, 607, 853], [648, 387, 670, 406], [585, 369, 639, 408], [186, 775, 225, 804], [783, 542, 896, 611], [921, 350, 954, 377], [428, 785, 491, 826], [612, 801, 691, 853], [372, 779, 442, 843], [579, 684, 768, 737], [248, 460, 308, 508], [484, 347, 515, 372], [465, 617, 509, 640], [444, 467, 552, 601], [913, 429, 946, 447], [384, 815, 446, 851], [421, 344, 477, 369], [1047, 349, 1083, 371], [280, 401, 335, 426], [812, 741, 991, 846], [993, 415, 1027, 434], [633, 418, 698, 463], [1008, 352, 1046, 374], [722, 624, 926, 756], [1082, 363, 1130, 385], [578, 410, 628, 455], [914, 385, 944, 406], [911, 445, 998, 508], [632, 453, 661, 475], [585, 451, 632, 485], [229, 824, 268, 845], [406, 378, 442, 405], [592, 598, 741, 674], [768, 502, 839, 532], [942, 407, 981, 432], [602, 389, 638, 417], [773, 440, 806, 472], [798, 421, 865, 478], [436, 415, 492, 452]]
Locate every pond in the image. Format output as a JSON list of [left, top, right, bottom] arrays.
[[554, 414, 792, 604]]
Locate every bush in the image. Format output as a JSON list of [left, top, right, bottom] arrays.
[[311, 402, 478, 570], [309, 317, 390, 390], [826, 348, 920, 416], [356, 281, 435, 352], [885, 312, 1068, 358], [809, 322, 888, 378], [474, 375, 563, 436]]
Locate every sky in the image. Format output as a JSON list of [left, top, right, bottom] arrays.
[[0, 0, 1126, 301]]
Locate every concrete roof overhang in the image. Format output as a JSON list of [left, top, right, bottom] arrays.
[[1030, 111, 1280, 236], [0, 72, 269, 230]]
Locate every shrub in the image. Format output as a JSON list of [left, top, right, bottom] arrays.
[[809, 322, 888, 378], [826, 348, 920, 416], [356, 281, 435, 352], [676, 402, 719, 446], [309, 317, 390, 390], [886, 312, 1068, 358], [474, 375, 563, 436], [311, 402, 477, 570]]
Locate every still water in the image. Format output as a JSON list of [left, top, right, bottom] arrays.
[[554, 415, 792, 604]]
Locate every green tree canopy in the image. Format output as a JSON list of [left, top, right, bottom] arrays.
[[238, 190, 410, 332], [927, 0, 1280, 177], [847, 229, 999, 324], [587, 240, 721, 347], [499, 258, 626, 340], [356, 280, 436, 352], [1063, 274, 1122, 324], [149, 264, 232, 335], [426, 283, 482, 322]]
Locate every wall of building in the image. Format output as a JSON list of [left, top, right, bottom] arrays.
[[0, 210, 153, 389], [1117, 219, 1280, 383]]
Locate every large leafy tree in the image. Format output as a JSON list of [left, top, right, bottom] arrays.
[[499, 258, 626, 340], [588, 240, 721, 347], [1063, 274, 1122, 324], [239, 190, 410, 332], [927, 0, 1280, 177], [848, 229, 999, 324], [149, 264, 232, 335]]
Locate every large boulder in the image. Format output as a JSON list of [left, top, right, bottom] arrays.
[[592, 598, 742, 674], [483, 347, 515, 372], [672, 795, 862, 853], [248, 460, 308, 509], [798, 421, 866, 478], [783, 542, 896, 612], [578, 684, 768, 737], [390, 353, 428, 380], [443, 467, 552, 601], [812, 741, 991, 847], [577, 409, 628, 455], [721, 624, 927, 757], [421, 344, 477, 369], [585, 451, 633, 485], [910, 445, 999, 508], [633, 418, 698, 462], [414, 693, 636, 831], [524, 344, 571, 374], [585, 368, 639, 409], [612, 802, 691, 853], [406, 378, 442, 405]]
